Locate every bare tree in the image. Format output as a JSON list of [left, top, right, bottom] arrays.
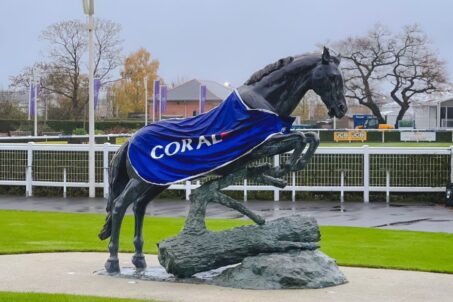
[[292, 90, 328, 122], [93, 19, 123, 80], [0, 90, 27, 120], [334, 25, 395, 123], [334, 24, 447, 127], [170, 75, 190, 88], [387, 25, 447, 123], [10, 19, 122, 120]]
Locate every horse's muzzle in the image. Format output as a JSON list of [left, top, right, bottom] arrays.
[[328, 103, 347, 119]]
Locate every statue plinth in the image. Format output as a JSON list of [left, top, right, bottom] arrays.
[[157, 215, 347, 288], [158, 215, 320, 278]]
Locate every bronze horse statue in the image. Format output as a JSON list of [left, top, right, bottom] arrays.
[[99, 47, 347, 273]]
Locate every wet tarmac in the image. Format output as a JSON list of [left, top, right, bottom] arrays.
[[1, 195, 452, 233]]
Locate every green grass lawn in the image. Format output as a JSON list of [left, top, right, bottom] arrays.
[[0, 292, 158, 302], [0, 210, 248, 255], [1, 210, 453, 274], [320, 142, 453, 147]]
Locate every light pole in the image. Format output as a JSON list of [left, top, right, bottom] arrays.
[[83, 0, 96, 198], [144, 76, 148, 125]]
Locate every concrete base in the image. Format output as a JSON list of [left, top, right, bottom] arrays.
[[1, 252, 452, 302]]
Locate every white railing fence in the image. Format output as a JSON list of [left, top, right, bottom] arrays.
[[0, 143, 451, 202]]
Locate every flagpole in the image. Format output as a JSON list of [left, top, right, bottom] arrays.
[[158, 84, 162, 121], [160, 85, 167, 120], [144, 76, 148, 125], [34, 81, 38, 136], [28, 80, 31, 121], [152, 80, 155, 123]]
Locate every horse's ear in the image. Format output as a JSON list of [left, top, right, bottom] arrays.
[[322, 47, 330, 65]]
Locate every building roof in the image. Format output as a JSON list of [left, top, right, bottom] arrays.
[[410, 85, 453, 106], [167, 79, 233, 102], [416, 95, 453, 107]]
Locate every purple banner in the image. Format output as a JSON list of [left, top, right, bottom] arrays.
[[199, 85, 207, 114], [29, 83, 35, 118], [94, 78, 101, 109], [160, 85, 167, 114], [153, 80, 160, 115]]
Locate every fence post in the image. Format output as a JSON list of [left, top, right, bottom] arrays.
[[273, 155, 280, 202], [63, 168, 67, 198], [363, 145, 370, 203], [386, 169, 390, 204], [185, 181, 191, 200], [291, 172, 296, 202], [243, 179, 248, 202], [450, 146, 453, 183], [103, 143, 111, 199], [26, 142, 34, 197]]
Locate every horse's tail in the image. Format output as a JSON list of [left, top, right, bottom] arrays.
[[98, 140, 130, 240]]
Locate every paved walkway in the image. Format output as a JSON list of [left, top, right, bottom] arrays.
[[1, 253, 452, 302], [1, 196, 453, 233]]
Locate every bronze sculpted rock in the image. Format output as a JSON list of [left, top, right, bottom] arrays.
[[99, 47, 348, 289], [158, 215, 320, 278]]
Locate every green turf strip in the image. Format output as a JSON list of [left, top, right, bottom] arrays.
[[0, 210, 452, 273], [0, 292, 158, 302]]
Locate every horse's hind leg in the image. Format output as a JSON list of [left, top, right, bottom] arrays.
[[105, 178, 149, 273], [131, 185, 168, 269]]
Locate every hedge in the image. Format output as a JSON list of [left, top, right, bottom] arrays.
[[0, 119, 146, 135]]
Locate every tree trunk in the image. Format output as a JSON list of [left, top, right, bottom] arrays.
[[394, 103, 409, 128], [158, 215, 320, 278], [363, 101, 386, 124]]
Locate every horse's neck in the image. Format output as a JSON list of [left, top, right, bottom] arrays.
[[272, 78, 311, 117], [238, 74, 312, 117]]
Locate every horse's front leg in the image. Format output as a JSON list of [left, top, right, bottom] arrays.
[[291, 132, 319, 171], [250, 132, 318, 176]]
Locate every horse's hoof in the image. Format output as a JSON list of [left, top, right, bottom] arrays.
[[105, 257, 120, 274], [132, 254, 147, 269]]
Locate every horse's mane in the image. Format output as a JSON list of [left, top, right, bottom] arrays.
[[244, 56, 294, 85], [244, 52, 341, 86]]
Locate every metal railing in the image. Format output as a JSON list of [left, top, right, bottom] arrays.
[[0, 143, 451, 202], [1, 128, 452, 143]]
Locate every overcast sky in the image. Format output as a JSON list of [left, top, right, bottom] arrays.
[[1, 0, 452, 89]]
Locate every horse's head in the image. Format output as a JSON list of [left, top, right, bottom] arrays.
[[239, 47, 347, 119], [311, 47, 347, 118]]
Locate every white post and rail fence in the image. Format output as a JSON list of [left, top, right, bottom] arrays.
[[0, 143, 451, 202]]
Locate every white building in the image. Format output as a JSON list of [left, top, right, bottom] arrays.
[[414, 96, 453, 128], [379, 91, 453, 129]]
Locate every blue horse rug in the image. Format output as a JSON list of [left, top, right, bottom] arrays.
[[128, 91, 295, 185]]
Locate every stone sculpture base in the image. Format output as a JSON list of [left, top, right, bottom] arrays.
[[156, 214, 347, 289], [213, 250, 347, 289], [158, 215, 320, 278], [96, 250, 346, 290]]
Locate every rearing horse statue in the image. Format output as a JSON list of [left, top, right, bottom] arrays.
[[99, 47, 347, 274]]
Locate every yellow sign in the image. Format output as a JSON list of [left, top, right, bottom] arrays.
[[334, 131, 367, 142], [115, 137, 129, 145], [41, 141, 68, 144]]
